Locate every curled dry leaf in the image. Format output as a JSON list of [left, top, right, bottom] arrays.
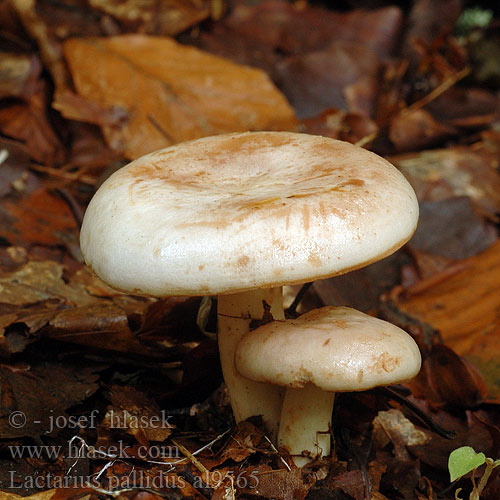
[[57, 34, 297, 159]]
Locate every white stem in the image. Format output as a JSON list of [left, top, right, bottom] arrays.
[[218, 287, 285, 440], [278, 384, 334, 467]]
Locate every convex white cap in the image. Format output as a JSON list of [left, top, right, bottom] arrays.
[[235, 306, 422, 391], [80, 132, 418, 296]]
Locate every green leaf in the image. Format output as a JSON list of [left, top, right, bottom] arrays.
[[449, 446, 486, 482]]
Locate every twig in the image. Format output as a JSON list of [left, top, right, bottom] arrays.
[[355, 66, 471, 149], [169, 429, 231, 466], [86, 483, 170, 498], [380, 387, 456, 439], [30, 163, 97, 185], [55, 187, 86, 226], [400, 67, 471, 116], [171, 439, 210, 476], [263, 435, 291, 471]]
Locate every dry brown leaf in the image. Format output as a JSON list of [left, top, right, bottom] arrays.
[[393, 239, 500, 398], [0, 187, 78, 251], [250, 467, 315, 500], [0, 258, 155, 355], [0, 491, 57, 500], [0, 260, 106, 307], [0, 362, 99, 439], [101, 385, 173, 445], [57, 34, 297, 159]]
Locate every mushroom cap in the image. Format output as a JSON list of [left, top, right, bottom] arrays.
[[80, 132, 418, 296], [235, 306, 422, 391]]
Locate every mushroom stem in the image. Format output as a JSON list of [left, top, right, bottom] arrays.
[[278, 384, 334, 467], [218, 287, 285, 439]]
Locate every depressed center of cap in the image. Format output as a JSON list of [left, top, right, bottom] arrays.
[[80, 132, 418, 296]]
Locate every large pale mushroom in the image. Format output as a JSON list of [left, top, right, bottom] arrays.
[[79, 131, 418, 438], [235, 306, 422, 466]]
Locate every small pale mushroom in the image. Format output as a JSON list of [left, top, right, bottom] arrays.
[[235, 306, 422, 466], [79, 131, 418, 439]]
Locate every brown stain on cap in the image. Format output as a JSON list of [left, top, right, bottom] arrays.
[[372, 352, 401, 374], [237, 255, 250, 268]]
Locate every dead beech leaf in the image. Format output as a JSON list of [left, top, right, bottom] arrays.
[[0, 491, 58, 500], [101, 385, 173, 445], [0, 259, 154, 354], [0, 362, 100, 439], [0, 187, 78, 250], [394, 239, 500, 398], [251, 467, 314, 500], [57, 34, 297, 159], [0, 260, 103, 307], [330, 470, 367, 500]]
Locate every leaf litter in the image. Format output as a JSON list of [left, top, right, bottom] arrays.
[[1, 0, 500, 499]]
